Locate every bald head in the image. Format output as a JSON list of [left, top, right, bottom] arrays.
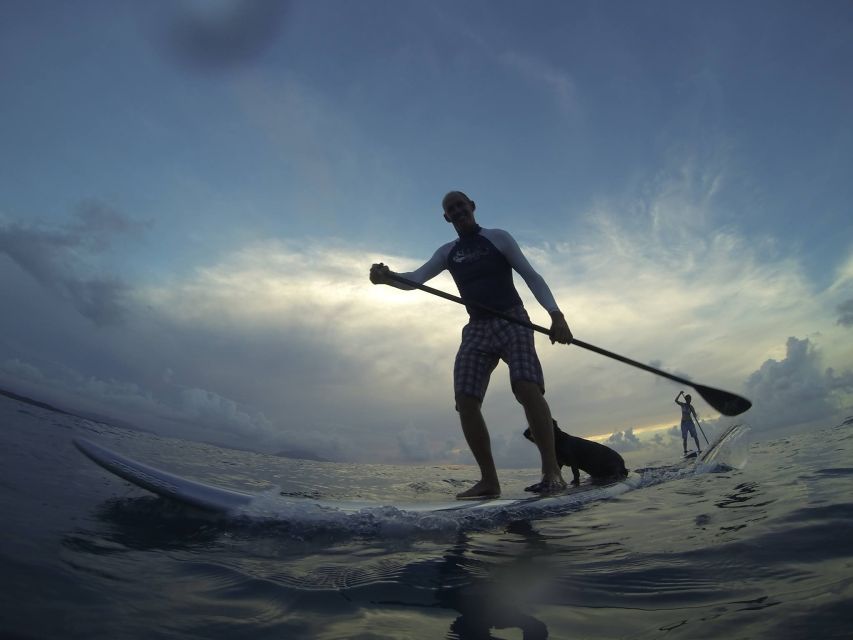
[[441, 190, 477, 232], [442, 190, 474, 211]]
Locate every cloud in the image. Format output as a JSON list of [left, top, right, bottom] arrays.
[[179, 387, 273, 438], [156, 0, 289, 70], [655, 428, 682, 447], [500, 51, 580, 116], [70, 200, 150, 243], [837, 299, 853, 327], [60, 278, 131, 327], [0, 201, 147, 326], [140, 239, 461, 384], [603, 427, 644, 453], [0, 356, 163, 421], [1, 358, 44, 384], [0, 238, 466, 458], [0, 355, 292, 449], [1, 233, 454, 459], [397, 424, 432, 463], [744, 336, 853, 431]]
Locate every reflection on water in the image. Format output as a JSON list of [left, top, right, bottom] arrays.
[[72, 496, 556, 638]]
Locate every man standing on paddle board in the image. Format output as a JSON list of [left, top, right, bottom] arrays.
[[370, 190, 573, 499], [675, 391, 702, 455]]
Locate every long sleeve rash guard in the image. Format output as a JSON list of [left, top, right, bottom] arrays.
[[396, 226, 560, 320]]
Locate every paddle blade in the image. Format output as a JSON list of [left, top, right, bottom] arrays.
[[693, 384, 752, 416]]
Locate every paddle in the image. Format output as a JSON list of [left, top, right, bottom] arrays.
[[384, 272, 753, 417], [695, 419, 711, 446]]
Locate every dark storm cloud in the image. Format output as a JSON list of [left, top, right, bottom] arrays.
[[0, 201, 146, 326], [837, 299, 853, 327], [162, 0, 289, 70]]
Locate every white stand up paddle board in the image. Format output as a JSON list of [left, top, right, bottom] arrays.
[[74, 437, 638, 516]]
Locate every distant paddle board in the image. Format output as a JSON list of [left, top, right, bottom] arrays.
[[74, 437, 637, 516]]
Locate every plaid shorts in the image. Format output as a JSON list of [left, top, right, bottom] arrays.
[[453, 306, 545, 401]]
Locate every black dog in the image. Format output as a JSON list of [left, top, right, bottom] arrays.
[[523, 420, 628, 486]]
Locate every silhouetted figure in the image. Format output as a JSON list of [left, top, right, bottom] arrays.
[[675, 391, 701, 455], [371, 190, 573, 498]]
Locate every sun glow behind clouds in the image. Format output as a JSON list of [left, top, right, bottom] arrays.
[[138, 240, 464, 429], [143, 239, 461, 338]]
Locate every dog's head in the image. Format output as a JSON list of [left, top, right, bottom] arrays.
[[522, 420, 563, 443]]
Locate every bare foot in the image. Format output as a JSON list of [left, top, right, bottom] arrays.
[[524, 475, 567, 494], [455, 480, 501, 500]]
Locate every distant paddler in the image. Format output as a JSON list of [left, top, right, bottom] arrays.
[[675, 390, 702, 456]]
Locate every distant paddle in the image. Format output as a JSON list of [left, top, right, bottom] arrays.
[[385, 273, 752, 417], [695, 419, 711, 446]]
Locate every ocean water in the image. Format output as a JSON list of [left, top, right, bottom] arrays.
[[1, 394, 851, 640]]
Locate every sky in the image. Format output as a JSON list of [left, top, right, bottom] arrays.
[[1, 0, 852, 466]]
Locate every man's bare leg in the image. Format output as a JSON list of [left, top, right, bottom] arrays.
[[455, 394, 501, 499], [514, 381, 565, 488]]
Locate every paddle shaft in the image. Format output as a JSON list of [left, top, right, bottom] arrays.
[[696, 420, 711, 446], [384, 272, 752, 416], [387, 272, 700, 387]]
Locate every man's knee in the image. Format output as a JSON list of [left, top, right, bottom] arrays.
[[455, 394, 482, 416], [512, 380, 543, 405]]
